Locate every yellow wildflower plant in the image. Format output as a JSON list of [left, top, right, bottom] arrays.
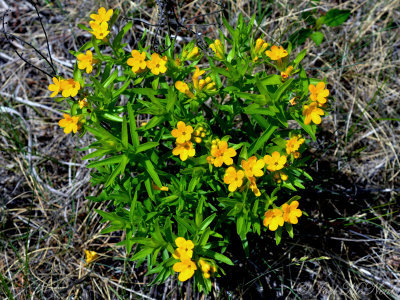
[[264, 151, 287, 172], [173, 259, 197, 282], [84, 250, 98, 264], [56, 10, 332, 292], [147, 53, 167, 75], [172, 141, 195, 161], [265, 45, 288, 61], [61, 79, 80, 98], [303, 102, 324, 125], [223, 167, 245, 192], [89, 21, 110, 40], [171, 121, 194, 144], [90, 7, 113, 24], [209, 39, 225, 60], [175, 81, 195, 99], [286, 135, 305, 155], [77, 50, 95, 74], [282, 201, 302, 224], [241, 156, 265, 178], [263, 208, 284, 231], [309, 82, 329, 105], [127, 50, 147, 74], [58, 114, 80, 134], [208, 140, 237, 167], [48, 77, 63, 97]]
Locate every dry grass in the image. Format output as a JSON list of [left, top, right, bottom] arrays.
[[0, 0, 399, 299]]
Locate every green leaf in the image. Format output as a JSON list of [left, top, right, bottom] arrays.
[[199, 213, 216, 231], [175, 216, 195, 235], [324, 9, 350, 27], [131, 247, 154, 261], [105, 155, 128, 187], [273, 78, 294, 102], [166, 86, 177, 112], [91, 35, 104, 59], [143, 159, 162, 187], [248, 125, 278, 156], [258, 74, 282, 86], [102, 69, 119, 88], [127, 102, 139, 148], [293, 49, 307, 68], [285, 223, 294, 238], [198, 249, 234, 266], [275, 226, 283, 245], [243, 103, 275, 117], [289, 28, 312, 46], [310, 31, 324, 46], [87, 155, 124, 168], [136, 142, 159, 154], [113, 21, 133, 48], [121, 116, 128, 148]]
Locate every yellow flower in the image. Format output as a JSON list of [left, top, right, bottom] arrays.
[[282, 201, 302, 224], [273, 171, 288, 183], [286, 135, 305, 154], [127, 50, 147, 74], [61, 79, 80, 98], [79, 98, 88, 109], [303, 102, 324, 125], [58, 114, 80, 134], [249, 177, 261, 197], [281, 66, 293, 79], [77, 50, 94, 74], [293, 152, 300, 159], [223, 167, 245, 192], [198, 259, 216, 279], [265, 45, 288, 60], [89, 21, 110, 40], [172, 141, 195, 161], [151, 182, 169, 191], [253, 38, 268, 61], [309, 82, 329, 105], [183, 46, 201, 61], [175, 81, 195, 99], [192, 66, 205, 91], [171, 121, 193, 144], [263, 208, 284, 231], [90, 7, 113, 24], [173, 259, 197, 282], [147, 53, 167, 75], [241, 156, 265, 178], [289, 97, 296, 106], [263, 151, 287, 172], [48, 77, 63, 97], [173, 237, 194, 261], [84, 249, 98, 264], [209, 39, 224, 59], [209, 140, 237, 167]]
